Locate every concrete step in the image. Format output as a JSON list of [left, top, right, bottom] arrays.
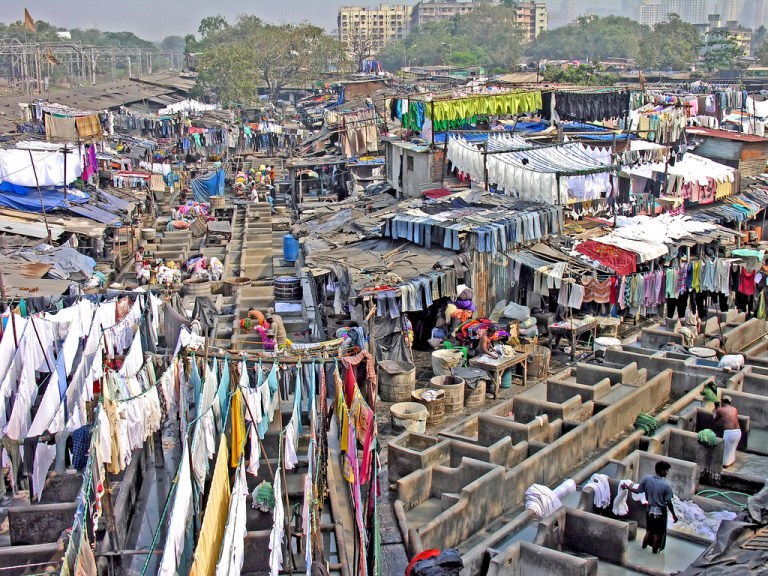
[[238, 286, 275, 298], [238, 297, 275, 310]]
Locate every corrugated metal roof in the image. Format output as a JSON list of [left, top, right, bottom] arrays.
[[0, 256, 52, 278], [66, 202, 121, 225], [0, 274, 71, 299], [687, 127, 768, 143], [0, 216, 64, 240]]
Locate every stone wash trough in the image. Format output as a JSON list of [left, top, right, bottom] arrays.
[[390, 346, 768, 576]]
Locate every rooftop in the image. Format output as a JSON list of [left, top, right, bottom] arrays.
[[686, 127, 768, 143]]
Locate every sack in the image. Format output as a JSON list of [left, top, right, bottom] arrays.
[[503, 302, 530, 321]]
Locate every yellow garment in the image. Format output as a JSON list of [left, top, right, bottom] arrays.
[[190, 437, 231, 576], [692, 261, 701, 292], [230, 390, 246, 467], [428, 91, 543, 124], [715, 180, 731, 200]]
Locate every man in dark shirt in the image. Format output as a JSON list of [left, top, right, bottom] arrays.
[[622, 461, 678, 554]]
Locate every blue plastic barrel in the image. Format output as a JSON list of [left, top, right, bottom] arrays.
[[283, 234, 299, 263]]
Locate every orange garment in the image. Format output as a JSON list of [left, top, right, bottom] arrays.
[[230, 390, 246, 467]]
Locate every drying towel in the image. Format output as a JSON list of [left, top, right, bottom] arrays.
[[525, 483, 562, 519], [723, 428, 741, 467], [612, 478, 634, 516], [45, 114, 77, 142], [589, 473, 611, 509], [75, 115, 102, 139]]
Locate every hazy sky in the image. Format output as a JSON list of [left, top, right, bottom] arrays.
[[9, 0, 419, 40], [7, 0, 736, 41]]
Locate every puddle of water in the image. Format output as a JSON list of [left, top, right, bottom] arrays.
[[627, 528, 705, 573], [597, 562, 646, 576], [404, 497, 442, 529]]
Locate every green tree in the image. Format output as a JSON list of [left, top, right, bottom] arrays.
[[753, 25, 767, 53], [704, 30, 745, 72], [379, 4, 523, 72], [756, 40, 768, 66], [198, 15, 229, 40], [637, 14, 702, 70], [160, 36, 187, 54], [195, 15, 348, 104], [526, 15, 647, 61], [542, 62, 618, 86]]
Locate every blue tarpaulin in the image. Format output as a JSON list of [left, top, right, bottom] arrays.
[[0, 182, 89, 213], [191, 169, 225, 203]]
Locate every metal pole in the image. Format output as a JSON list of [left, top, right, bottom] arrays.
[[0, 270, 19, 347], [27, 149, 53, 245], [430, 100, 435, 149], [63, 144, 67, 200]]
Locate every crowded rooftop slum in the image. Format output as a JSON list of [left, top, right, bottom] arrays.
[[7, 2, 768, 576]]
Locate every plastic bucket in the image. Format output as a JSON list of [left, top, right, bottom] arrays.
[[501, 370, 513, 389], [283, 234, 299, 263]]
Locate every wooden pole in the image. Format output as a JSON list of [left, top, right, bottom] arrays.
[[483, 142, 489, 192], [27, 149, 53, 246]]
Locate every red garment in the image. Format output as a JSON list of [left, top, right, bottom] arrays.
[[739, 269, 756, 296], [575, 240, 637, 275], [343, 364, 357, 410], [609, 277, 619, 305]]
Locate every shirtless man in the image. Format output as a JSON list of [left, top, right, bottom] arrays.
[[714, 395, 741, 467], [476, 327, 498, 359]]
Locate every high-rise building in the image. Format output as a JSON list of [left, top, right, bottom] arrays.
[[640, 0, 709, 26], [718, 0, 741, 20], [741, 0, 767, 27], [515, 2, 549, 41], [667, 0, 708, 23], [337, 4, 413, 55], [640, 0, 665, 26]]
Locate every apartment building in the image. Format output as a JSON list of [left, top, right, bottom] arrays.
[[410, 0, 500, 27], [515, 1, 549, 41], [640, 0, 708, 27], [410, 0, 547, 41], [337, 4, 413, 55]]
